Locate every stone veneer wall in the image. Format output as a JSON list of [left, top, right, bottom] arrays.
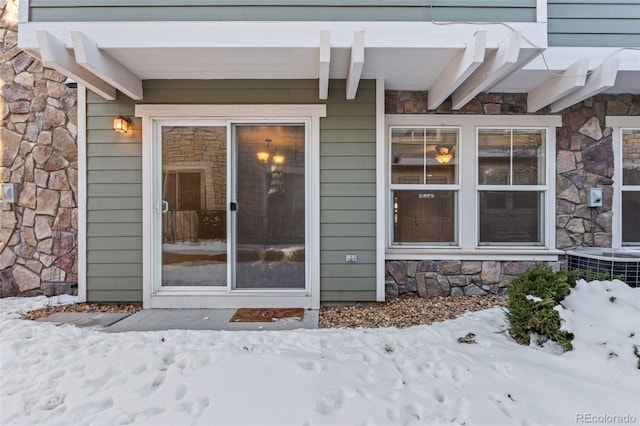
[[384, 90, 640, 298], [556, 94, 639, 249], [0, 0, 78, 297]]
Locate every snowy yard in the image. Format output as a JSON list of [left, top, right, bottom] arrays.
[[1, 280, 638, 426]]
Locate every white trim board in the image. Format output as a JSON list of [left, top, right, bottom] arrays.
[[77, 86, 87, 303], [375, 78, 386, 302], [607, 116, 640, 249], [136, 104, 326, 309]]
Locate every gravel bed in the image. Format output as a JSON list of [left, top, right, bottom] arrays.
[[319, 294, 507, 329], [20, 295, 507, 328], [21, 302, 142, 321]]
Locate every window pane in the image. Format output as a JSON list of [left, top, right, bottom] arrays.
[[161, 126, 227, 287], [479, 191, 543, 244], [622, 191, 640, 245], [426, 128, 458, 184], [162, 172, 177, 211], [478, 130, 511, 185], [177, 172, 202, 210], [393, 190, 457, 244], [392, 128, 425, 184], [623, 130, 640, 186], [513, 130, 545, 185]]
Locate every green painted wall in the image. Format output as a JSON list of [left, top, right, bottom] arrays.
[[548, 1, 640, 47], [29, 0, 536, 22], [86, 79, 376, 302]]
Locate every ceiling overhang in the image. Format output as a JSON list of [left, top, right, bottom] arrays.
[[18, 21, 640, 111]]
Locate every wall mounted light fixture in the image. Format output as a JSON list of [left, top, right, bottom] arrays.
[[113, 114, 132, 134]]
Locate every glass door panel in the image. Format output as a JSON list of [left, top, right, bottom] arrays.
[[234, 124, 306, 289], [161, 126, 227, 286]]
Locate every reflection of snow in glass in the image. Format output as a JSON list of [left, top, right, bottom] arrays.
[[162, 239, 305, 288], [163, 262, 304, 288]]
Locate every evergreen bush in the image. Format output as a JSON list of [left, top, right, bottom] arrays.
[[506, 264, 574, 351]]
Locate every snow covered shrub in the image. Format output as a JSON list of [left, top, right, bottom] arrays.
[[506, 264, 574, 351]]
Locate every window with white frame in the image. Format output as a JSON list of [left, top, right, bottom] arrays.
[[621, 128, 640, 246], [477, 129, 546, 245], [390, 127, 460, 245], [386, 115, 559, 254]]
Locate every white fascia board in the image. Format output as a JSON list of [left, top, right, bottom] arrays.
[[536, 0, 547, 23], [527, 58, 589, 113], [36, 31, 116, 100], [18, 21, 547, 51], [71, 31, 143, 100], [18, 0, 29, 24]]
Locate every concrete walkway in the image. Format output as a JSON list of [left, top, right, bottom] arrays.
[[35, 309, 319, 332]]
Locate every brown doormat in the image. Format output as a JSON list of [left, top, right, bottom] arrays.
[[229, 308, 304, 323]]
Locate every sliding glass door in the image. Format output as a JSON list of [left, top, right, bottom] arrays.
[[233, 124, 306, 289], [160, 125, 228, 287], [157, 122, 306, 291]]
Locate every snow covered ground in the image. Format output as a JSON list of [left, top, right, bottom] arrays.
[[1, 280, 639, 426]]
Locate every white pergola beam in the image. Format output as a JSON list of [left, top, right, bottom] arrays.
[[36, 31, 116, 101], [345, 31, 364, 100], [71, 31, 143, 100], [527, 58, 589, 113], [550, 56, 620, 113], [428, 31, 487, 110], [319, 30, 331, 100], [452, 31, 523, 110]]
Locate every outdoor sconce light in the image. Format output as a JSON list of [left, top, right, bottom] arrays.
[[113, 114, 132, 134]]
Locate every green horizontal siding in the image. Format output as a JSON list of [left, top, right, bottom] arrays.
[[320, 210, 376, 223], [87, 290, 142, 302], [87, 277, 143, 289], [321, 289, 376, 302], [320, 169, 376, 183], [86, 79, 376, 303], [88, 198, 141, 210], [548, 1, 640, 46], [88, 171, 142, 184], [88, 250, 142, 263], [30, 0, 535, 22]]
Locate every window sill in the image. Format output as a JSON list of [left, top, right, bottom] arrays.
[[386, 247, 563, 261]]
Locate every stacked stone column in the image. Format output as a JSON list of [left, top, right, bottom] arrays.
[[1, 0, 78, 297]]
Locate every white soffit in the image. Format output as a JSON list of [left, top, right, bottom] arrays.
[[18, 21, 639, 99], [18, 21, 543, 88]]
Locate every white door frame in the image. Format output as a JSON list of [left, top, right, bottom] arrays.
[[136, 104, 326, 309]]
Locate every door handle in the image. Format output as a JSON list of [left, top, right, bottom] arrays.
[[230, 202, 237, 211], [162, 200, 169, 213]]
